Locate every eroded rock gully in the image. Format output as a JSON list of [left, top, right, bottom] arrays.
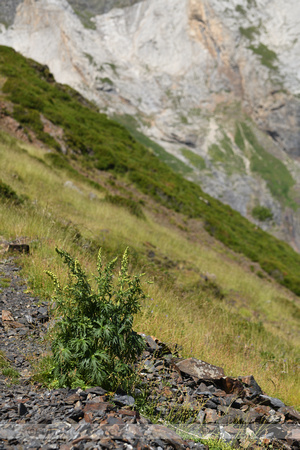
[[0, 254, 299, 449]]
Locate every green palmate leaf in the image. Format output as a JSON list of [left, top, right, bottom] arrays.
[[46, 247, 146, 390]]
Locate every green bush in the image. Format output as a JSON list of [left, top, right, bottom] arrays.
[[104, 194, 145, 219], [0, 179, 24, 205], [252, 205, 273, 221], [46, 247, 146, 389]]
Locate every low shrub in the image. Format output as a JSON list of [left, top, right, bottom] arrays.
[[104, 194, 145, 219], [45, 247, 146, 389], [252, 205, 273, 221], [0, 179, 24, 205]]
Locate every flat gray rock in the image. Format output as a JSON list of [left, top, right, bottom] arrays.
[[175, 358, 225, 380]]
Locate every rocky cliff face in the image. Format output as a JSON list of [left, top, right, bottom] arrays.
[[1, 0, 300, 250]]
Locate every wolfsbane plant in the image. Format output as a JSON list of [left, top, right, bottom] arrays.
[[45, 247, 146, 389]]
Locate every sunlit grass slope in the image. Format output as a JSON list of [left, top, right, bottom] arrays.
[[0, 130, 299, 408], [1, 46, 300, 295]]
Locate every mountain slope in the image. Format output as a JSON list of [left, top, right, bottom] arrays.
[[1, 46, 300, 296], [0, 46, 299, 410], [0, 0, 300, 250]]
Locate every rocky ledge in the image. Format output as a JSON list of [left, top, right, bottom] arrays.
[[0, 254, 299, 449]]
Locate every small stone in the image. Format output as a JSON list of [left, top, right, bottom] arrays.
[[287, 428, 300, 441], [38, 306, 48, 316], [232, 398, 244, 408], [18, 402, 28, 416], [220, 426, 232, 441], [239, 375, 262, 398], [259, 395, 285, 410], [68, 408, 84, 422], [2, 310, 14, 321], [205, 408, 219, 423], [246, 427, 255, 438], [203, 399, 218, 410], [65, 393, 81, 404], [194, 388, 215, 397], [265, 409, 281, 424], [278, 406, 300, 421], [245, 408, 262, 423], [85, 387, 107, 396], [145, 424, 187, 447], [255, 405, 270, 416], [219, 377, 244, 395], [196, 410, 205, 424], [113, 394, 135, 407]]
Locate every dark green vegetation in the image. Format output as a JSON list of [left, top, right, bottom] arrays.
[[67, 0, 142, 28], [234, 123, 245, 151], [1, 45, 300, 295], [0, 351, 20, 383], [252, 205, 273, 222], [45, 248, 145, 389], [0, 277, 11, 289], [247, 0, 257, 7], [181, 148, 206, 170], [105, 194, 145, 219], [249, 43, 278, 70], [239, 26, 260, 40], [235, 5, 247, 15], [208, 134, 245, 174], [0, 179, 24, 205]]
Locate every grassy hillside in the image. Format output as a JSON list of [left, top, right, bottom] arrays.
[[1, 46, 300, 296], [0, 45, 299, 408], [0, 129, 299, 409]]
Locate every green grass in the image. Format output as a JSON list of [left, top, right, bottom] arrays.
[[181, 148, 206, 170], [113, 113, 193, 176], [73, 9, 97, 29], [152, 145, 193, 176], [104, 194, 145, 219], [240, 122, 296, 206], [235, 5, 246, 15], [208, 134, 245, 175], [1, 45, 300, 298], [234, 123, 245, 151], [99, 77, 113, 85], [68, 0, 142, 28], [0, 132, 299, 409], [180, 114, 188, 124], [0, 278, 11, 288], [0, 351, 20, 383], [239, 26, 260, 40]]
